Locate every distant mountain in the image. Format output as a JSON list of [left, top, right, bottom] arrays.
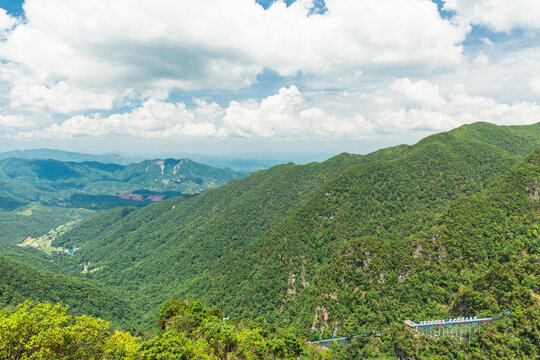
[[0, 148, 292, 172], [0, 148, 137, 165], [0, 157, 248, 210], [184, 155, 284, 172]]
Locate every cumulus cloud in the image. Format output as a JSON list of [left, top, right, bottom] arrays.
[[0, 9, 17, 36], [17, 98, 219, 139], [15, 85, 375, 140], [0, 0, 467, 113], [371, 80, 540, 133], [1, 1, 538, 146], [8, 81, 125, 113], [0, 113, 35, 128], [390, 78, 446, 108], [12, 82, 540, 141], [531, 78, 540, 96], [443, 0, 540, 32]]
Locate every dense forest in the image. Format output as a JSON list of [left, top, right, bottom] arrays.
[[1, 299, 331, 359], [0, 122, 538, 358]]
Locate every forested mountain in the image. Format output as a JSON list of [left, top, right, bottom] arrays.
[[52, 142, 407, 326], [285, 149, 540, 358], [195, 122, 540, 321], [48, 123, 539, 328], [0, 157, 247, 210], [0, 156, 243, 249], [2, 122, 539, 358]]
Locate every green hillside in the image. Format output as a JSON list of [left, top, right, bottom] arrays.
[[0, 203, 94, 245], [304, 149, 540, 358], [0, 256, 135, 329], [51, 142, 408, 324], [47, 122, 540, 329], [186, 122, 540, 318]]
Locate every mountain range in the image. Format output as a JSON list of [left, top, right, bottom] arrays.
[[0, 157, 247, 210], [1, 121, 539, 358]]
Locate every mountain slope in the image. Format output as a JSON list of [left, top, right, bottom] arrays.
[[0, 203, 94, 245], [52, 144, 408, 324], [49, 122, 540, 329], [297, 149, 540, 358], [189, 122, 540, 320], [0, 255, 135, 329]]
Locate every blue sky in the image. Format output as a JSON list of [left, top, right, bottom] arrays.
[[0, 0, 539, 161], [0, 0, 23, 16]]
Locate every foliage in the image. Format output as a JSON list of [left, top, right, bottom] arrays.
[[0, 301, 140, 359], [194, 123, 540, 322], [140, 298, 330, 360], [0, 256, 135, 329], [49, 142, 406, 328], [0, 300, 329, 360]]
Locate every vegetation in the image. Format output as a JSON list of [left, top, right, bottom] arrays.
[[1, 122, 539, 358], [0, 299, 329, 359], [0, 203, 94, 245], [184, 122, 540, 320], [0, 302, 140, 360], [51, 138, 407, 327], [0, 256, 134, 328]]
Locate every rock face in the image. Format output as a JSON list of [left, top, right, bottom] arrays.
[[526, 179, 539, 200]]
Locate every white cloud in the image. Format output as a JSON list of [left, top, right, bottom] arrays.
[[531, 78, 540, 96], [473, 53, 489, 66], [443, 0, 540, 32], [13, 82, 539, 141], [0, 0, 467, 113], [0, 113, 35, 128], [372, 81, 540, 133], [1, 1, 538, 147], [390, 78, 446, 108], [16, 85, 376, 140], [0, 9, 17, 36], [222, 86, 303, 137], [372, 108, 459, 132], [17, 98, 219, 139], [8, 81, 125, 113]]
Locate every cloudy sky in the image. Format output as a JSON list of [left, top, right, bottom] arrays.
[[0, 0, 539, 160]]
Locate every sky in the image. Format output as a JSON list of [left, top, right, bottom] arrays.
[[0, 0, 539, 161]]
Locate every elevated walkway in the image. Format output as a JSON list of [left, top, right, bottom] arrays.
[[404, 313, 508, 338], [308, 332, 381, 349]]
